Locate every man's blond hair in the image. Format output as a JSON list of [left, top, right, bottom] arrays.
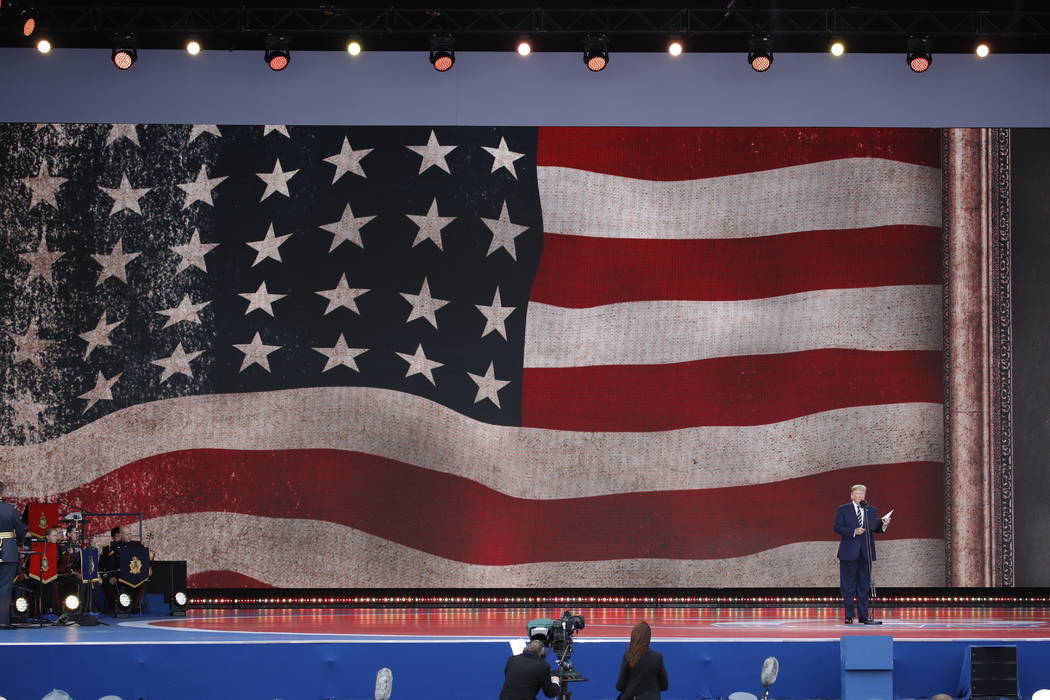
[[850, 484, 867, 494]]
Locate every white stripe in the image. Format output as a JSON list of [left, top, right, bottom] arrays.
[[524, 285, 941, 368], [134, 512, 945, 588], [0, 388, 941, 499], [537, 158, 941, 239]]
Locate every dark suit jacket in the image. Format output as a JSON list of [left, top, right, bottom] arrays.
[[835, 502, 885, 561], [499, 650, 560, 700], [615, 649, 669, 700], [0, 499, 27, 564]]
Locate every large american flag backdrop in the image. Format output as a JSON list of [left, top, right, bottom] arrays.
[[0, 124, 944, 588]]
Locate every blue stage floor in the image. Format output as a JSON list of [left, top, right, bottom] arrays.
[[1, 608, 1048, 700]]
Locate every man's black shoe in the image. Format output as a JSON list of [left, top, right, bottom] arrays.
[[860, 618, 883, 625], [844, 617, 853, 624]]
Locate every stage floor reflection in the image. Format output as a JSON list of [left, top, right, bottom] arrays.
[[138, 606, 1050, 642]]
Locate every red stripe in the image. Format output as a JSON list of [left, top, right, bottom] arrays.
[[537, 127, 941, 181], [531, 226, 941, 307], [521, 350, 942, 431], [55, 452, 942, 565], [189, 570, 272, 589]]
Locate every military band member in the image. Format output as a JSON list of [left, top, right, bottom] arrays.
[[101, 525, 144, 612], [37, 527, 64, 614], [0, 482, 28, 627]]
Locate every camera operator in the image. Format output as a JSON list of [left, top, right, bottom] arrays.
[[499, 639, 561, 700]]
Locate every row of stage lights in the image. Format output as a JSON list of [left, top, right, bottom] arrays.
[[16, 14, 993, 75]]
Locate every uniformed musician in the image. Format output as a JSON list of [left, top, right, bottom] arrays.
[[0, 481, 28, 627], [100, 525, 134, 612]]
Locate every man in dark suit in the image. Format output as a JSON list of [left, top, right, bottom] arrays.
[[499, 640, 561, 700], [0, 481, 28, 627], [835, 484, 891, 624]]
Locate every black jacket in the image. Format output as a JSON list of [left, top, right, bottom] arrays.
[[0, 500, 27, 564], [615, 649, 669, 700], [499, 650, 560, 700]]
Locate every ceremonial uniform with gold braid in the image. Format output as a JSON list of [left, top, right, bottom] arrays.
[[0, 499, 27, 626]]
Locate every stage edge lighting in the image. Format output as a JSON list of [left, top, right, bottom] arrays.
[[748, 34, 773, 72], [429, 33, 455, 71], [830, 40, 846, 56], [35, 38, 50, 53], [264, 34, 291, 71], [668, 38, 683, 57], [583, 34, 609, 72], [346, 39, 362, 56], [975, 42, 990, 58], [186, 39, 201, 56], [516, 37, 532, 56], [907, 35, 932, 73]]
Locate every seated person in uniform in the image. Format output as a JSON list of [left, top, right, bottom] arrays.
[[101, 526, 144, 612], [37, 527, 64, 614]]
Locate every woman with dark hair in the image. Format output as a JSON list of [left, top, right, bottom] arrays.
[[615, 621, 669, 700]]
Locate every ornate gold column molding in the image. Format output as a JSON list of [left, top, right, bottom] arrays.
[[942, 128, 1014, 587]]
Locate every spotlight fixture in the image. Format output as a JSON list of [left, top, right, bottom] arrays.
[[186, 39, 201, 56], [10, 592, 29, 623], [63, 594, 81, 613], [748, 34, 773, 72], [975, 42, 990, 58], [116, 591, 133, 617], [111, 34, 137, 71], [907, 35, 932, 73], [171, 590, 188, 616], [22, 15, 34, 37], [429, 33, 455, 72], [264, 34, 291, 71], [35, 38, 50, 53], [583, 34, 609, 72], [830, 40, 846, 57], [346, 40, 362, 56], [516, 37, 532, 57], [667, 39, 683, 57]]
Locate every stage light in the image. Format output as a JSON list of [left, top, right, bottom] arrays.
[[264, 34, 291, 71], [748, 34, 773, 72], [975, 42, 990, 58], [111, 33, 137, 70], [583, 34, 609, 72], [516, 37, 532, 57], [22, 16, 34, 36], [667, 39, 683, 57], [112, 48, 136, 70], [907, 35, 932, 73], [170, 590, 188, 616], [1032, 690, 1050, 700], [35, 38, 50, 53], [346, 40, 362, 56], [429, 34, 455, 72], [186, 39, 201, 56], [830, 41, 846, 56], [63, 594, 80, 612], [13, 596, 28, 614]]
